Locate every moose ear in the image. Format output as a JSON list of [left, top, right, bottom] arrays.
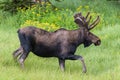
[[83, 40, 92, 47]]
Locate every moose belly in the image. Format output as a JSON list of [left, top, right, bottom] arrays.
[[32, 45, 59, 57]]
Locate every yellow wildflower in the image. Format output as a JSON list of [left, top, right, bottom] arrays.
[[32, 12, 35, 14], [76, 6, 82, 11], [55, 8, 58, 11], [84, 6, 89, 9], [21, 20, 60, 31], [37, 14, 40, 17]]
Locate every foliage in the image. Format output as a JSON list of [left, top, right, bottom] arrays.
[[17, 3, 78, 31], [0, 0, 63, 13], [21, 20, 60, 32], [17, 2, 55, 22], [0, 0, 35, 13], [1, 0, 119, 30], [17, 1, 105, 31]]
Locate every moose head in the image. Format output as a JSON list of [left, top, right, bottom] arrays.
[[74, 12, 101, 47]]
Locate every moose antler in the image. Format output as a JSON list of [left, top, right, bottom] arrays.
[[74, 12, 100, 30], [85, 12, 92, 25], [89, 16, 100, 30], [74, 12, 86, 27]]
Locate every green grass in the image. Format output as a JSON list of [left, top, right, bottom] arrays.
[[0, 0, 120, 80]]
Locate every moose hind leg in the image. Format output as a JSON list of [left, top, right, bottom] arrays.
[[18, 32, 31, 68], [18, 43, 31, 68], [65, 55, 87, 73], [18, 52, 29, 68], [13, 47, 23, 61]]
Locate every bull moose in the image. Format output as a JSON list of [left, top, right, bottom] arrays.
[[13, 12, 101, 73]]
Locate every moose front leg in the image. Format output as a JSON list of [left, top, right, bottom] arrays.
[[65, 55, 87, 73], [58, 58, 65, 71]]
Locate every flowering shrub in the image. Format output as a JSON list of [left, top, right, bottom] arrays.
[[17, 2, 58, 22], [21, 20, 60, 32], [17, 2, 79, 30], [17, 1, 109, 31]]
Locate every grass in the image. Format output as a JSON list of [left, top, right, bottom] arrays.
[[0, 0, 120, 80]]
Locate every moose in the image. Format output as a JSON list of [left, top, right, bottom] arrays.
[[13, 12, 101, 73]]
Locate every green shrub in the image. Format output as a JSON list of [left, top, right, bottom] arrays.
[[0, 0, 34, 13], [17, 3, 79, 31]]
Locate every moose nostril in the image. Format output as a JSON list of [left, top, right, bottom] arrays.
[[94, 40, 101, 46], [97, 40, 101, 45]]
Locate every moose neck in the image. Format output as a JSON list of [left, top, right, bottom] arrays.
[[70, 27, 86, 46]]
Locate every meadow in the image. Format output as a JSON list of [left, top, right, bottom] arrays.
[[0, 0, 120, 80]]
